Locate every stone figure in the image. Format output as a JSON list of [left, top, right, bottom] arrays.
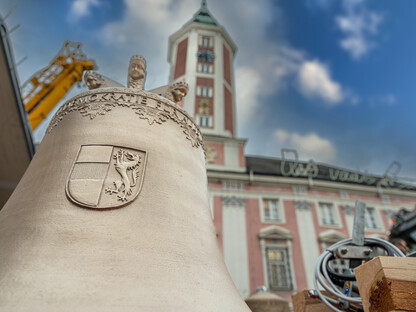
[[128, 55, 146, 90], [164, 81, 189, 103], [84, 71, 105, 90]]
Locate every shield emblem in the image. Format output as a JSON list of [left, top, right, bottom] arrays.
[[66, 145, 147, 209]]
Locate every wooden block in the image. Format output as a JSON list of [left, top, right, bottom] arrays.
[[292, 290, 334, 312], [354, 256, 416, 312]]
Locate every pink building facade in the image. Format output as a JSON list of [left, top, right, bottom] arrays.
[[168, 2, 416, 302], [207, 165, 416, 302]]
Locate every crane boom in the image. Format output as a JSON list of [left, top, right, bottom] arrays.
[[22, 40, 95, 130]]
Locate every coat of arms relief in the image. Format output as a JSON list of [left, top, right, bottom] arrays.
[[62, 54, 203, 209], [66, 145, 147, 209], [104, 149, 142, 202]]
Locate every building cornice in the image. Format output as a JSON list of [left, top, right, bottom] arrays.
[[203, 134, 247, 144], [207, 170, 416, 199]]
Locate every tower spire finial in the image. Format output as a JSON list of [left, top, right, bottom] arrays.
[[201, 0, 207, 7]]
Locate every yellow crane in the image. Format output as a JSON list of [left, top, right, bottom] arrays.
[[22, 40, 95, 130]]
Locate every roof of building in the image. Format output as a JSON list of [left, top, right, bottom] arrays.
[[167, 0, 237, 60], [245, 155, 416, 191], [0, 16, 34, 207], [193, 1, 217, 25]]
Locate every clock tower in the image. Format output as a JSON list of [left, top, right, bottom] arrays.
[[168, 1, 246, 172]]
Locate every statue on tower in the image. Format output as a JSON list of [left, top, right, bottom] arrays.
[[127, 55, 146, 90], [82, 54, 188, 105], [163, 81, 189, 103], [83, 71, 106, 90]]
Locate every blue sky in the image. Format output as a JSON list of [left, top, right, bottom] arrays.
[[1, 0, 416, 179]]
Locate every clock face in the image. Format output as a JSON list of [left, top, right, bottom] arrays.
[[197, 49, 215, 62]]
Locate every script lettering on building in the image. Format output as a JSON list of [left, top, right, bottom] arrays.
[[280, 160, 318, 178], [280, 159, 415, 190]]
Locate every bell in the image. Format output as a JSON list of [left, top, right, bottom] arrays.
[[0, 56, 250, 311]]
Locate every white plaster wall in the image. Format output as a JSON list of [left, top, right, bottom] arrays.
[[295, 207, 320, 289], [183, 29, 198, 118], [222, 204, 250, 298], [345, 213, 354, 237], [224, 140, 242, 172]]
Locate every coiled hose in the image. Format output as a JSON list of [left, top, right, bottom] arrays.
[[313, 237, 405, 312]]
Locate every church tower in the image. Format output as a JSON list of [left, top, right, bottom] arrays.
[[168, 1, 246, 172]]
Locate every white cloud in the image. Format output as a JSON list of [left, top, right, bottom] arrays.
[[98, 0, 196, 89], [274, 129, 290, 145], [236, 45, 306, 124], [298, 61, 343, 105], [236, 67, 262, 124], [97, 0, 348, 126], [68, 0, 101, 21], [335, 0, 384, 59], [274, 129, 337, 163], [383, 94, 396, 105], [368, 94, 397, 107], [125, 0, 171, 25]]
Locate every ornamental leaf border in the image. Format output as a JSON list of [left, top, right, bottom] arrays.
[[46, 88, 204, 149]]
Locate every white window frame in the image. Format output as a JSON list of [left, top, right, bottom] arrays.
[[264, 246, 293, 291], [259, 226, 296, 292], [196, 86, 213, 97], [200, 35, 212, 47], [318, 202, 340, 227], [197, 63, 213, 73], [365, 207, 382, 230], [383, 208, 397, 228], [340, 191, 349, 200], [319, 229, 347, 252], [261, 198, 285, 223], [292, 185, 308, 195], [381, 195, 390, 204], [196, 114, 212, 127], [222, 181, 244, 191]]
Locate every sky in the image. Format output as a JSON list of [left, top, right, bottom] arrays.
[[1, 0, 416, 180]]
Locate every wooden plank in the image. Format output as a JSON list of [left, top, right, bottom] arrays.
[[292, 290, 334, 312], [354, 256, 416, 312]]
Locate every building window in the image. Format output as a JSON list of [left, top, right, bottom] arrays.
[[197, 86, 212, 97], [319, 230, 347, 252], [266, 247, 292, 291], [381, 195, 390, 204], [263, 199, 281, 222], [196, 98, 212, 128], [200, 36, 212, 47], [222, 181, 244, 191], [198, 63, 213, 73], [292, 185, 307, 195], [197, 115, 212, 127], [319, 203, 337, 226], [365, 207, 379, 229], [384, 209, 396, 227], [340, 191, 349, 200]]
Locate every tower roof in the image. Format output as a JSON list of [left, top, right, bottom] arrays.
[[192, 1, 218, 26], [168, 1, 237, 62]]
